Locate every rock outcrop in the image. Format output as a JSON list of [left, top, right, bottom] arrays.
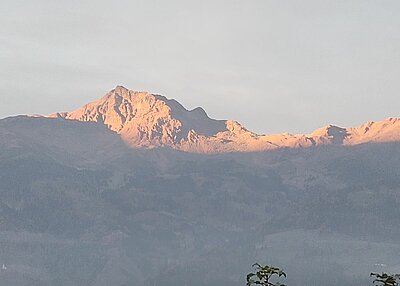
[[49, 86, 400, 153]]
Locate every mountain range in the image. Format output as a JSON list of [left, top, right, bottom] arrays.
[[48, 86, 400, 153], [1, 86, 400, 286]]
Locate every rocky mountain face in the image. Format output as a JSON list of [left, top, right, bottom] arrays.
[[1, 87, 400, 286], [49, 86, 400, 153]]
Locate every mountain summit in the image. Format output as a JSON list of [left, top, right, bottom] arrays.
[[3, 86, 400, 286], [49, 86, 400, 153]]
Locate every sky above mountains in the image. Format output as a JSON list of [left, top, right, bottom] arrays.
[[1, 0, 400, 134]]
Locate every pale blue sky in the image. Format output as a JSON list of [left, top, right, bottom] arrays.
[[1, 0, 400, 134]]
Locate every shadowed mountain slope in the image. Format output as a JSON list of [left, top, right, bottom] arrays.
[[1, 88, 400, 285]]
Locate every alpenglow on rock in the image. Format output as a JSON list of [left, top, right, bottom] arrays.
[[49, 86, 400, 153]]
